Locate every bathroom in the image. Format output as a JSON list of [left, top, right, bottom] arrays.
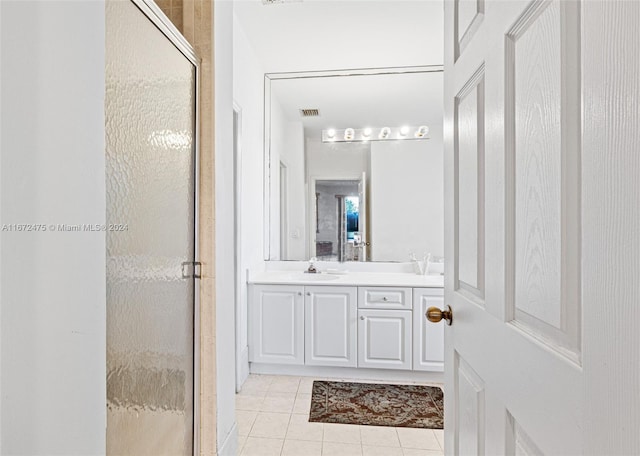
[[232, 2, 447, 455]]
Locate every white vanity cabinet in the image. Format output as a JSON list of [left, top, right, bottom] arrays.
[[248, 278, 445, 376], [249, 284, 305, 365], [357, 287, 413, 370], [304, 286, 357, 367], [413, 288, 445, 372]]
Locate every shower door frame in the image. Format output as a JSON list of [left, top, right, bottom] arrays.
[[126, 1, 201, 454]]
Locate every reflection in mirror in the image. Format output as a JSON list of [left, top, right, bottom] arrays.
[[266, 68, 444, 262]]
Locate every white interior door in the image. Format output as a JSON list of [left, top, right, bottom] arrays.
[[441, 1, 640, 454]]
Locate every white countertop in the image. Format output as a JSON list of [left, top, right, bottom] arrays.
[[248, 270, 444, 288]]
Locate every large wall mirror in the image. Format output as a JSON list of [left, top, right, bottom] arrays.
[[264, 67, 444, 262]]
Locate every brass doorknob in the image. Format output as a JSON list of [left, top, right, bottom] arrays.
[[426, 305, 453, 325]]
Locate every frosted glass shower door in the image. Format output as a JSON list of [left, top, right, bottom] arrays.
[[106, 1, 198, 455]]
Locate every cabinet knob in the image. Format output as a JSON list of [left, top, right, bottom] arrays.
[[360, 316, 365, 320], [298, 292, 302, 296], [306, 292, 311, 296], [382, 297, 388, 301]]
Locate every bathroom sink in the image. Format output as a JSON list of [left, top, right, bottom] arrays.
[[287, 273, 340, 281]]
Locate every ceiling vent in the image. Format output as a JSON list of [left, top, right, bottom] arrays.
[[300, 108, 320, 117], [262, 0, 302, 5]]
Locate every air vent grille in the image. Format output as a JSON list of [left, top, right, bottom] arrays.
[[300, 109, 320, 117], [263, 0, 302, 4]]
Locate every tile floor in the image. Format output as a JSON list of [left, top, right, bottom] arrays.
[[236, 374, 445, 456]]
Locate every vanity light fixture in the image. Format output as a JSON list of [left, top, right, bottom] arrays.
[[321, 126, 429, 143], [344, 128, 355, 141], [415, 125, 429, 138]]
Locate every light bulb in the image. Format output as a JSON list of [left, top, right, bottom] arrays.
[[344, 128, 355, 141], [415, 125, 429, 138], [400, 126, 410, 136], [327, 128, 336, 139], [379, 127, 391, 139], [362, 127, 372, 138]]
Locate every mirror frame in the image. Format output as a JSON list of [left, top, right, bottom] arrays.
[[263, 65, 444, 261]]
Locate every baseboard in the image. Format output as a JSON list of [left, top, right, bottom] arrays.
[[217, 422, 238, 456], [236, 346, 250, 392], [250, 363, 444, 385]]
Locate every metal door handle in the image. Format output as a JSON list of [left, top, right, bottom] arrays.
[[426, 305, 453, 325], [181, 261, 202, 279]]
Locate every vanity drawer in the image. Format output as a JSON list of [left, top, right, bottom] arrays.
[[357, 287, 412, 310]]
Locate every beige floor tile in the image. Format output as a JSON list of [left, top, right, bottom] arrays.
[[433, 429, 444, 450], [322, 441, 363, 456], [238, 435, 248, 454], [238, 385, 270, 397], [260, 391, 296, 413], [293, 393, 312, 415], [242, 375, 275, 391], [249, 412, 291, 439], [402, 449, 444, 456], [268, 375, 302, 393], [237, 410, 259, 437], [360, 425, 401, 447], [298, 377, 317, 394], [323, 422, 361, 444], [282, 439, 323, 456], [240, 437, 284, 456], [286, 413, 324, 442], [236, 394, 266, 412], [363, 445, 403, 456], [396, 428, 441, 451]]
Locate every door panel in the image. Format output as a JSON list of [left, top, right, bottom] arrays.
[[250, 285, 304, 365], [305, 286, 357, 367], [454, 353, 485, 456], [455, 0, 484, 60], [413, 289, 445, 372], [358, 310, 412, 370], [105, 1, 197, 454], [506, 0, 582, 360], [455, 67, 485, 299]]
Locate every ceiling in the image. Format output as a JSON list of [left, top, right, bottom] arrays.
[[233, 0, 444, 73], [270, 70, 443, 139]]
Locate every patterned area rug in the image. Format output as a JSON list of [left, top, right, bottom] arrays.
[[309, 380, 444, 429]]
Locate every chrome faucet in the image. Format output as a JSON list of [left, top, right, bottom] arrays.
[[306, 257, 318, 273]]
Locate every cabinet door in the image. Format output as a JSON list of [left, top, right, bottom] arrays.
[[305, 286, 357, 367], [412, 288, 444, 372], [249, 285, 304, 365], [358, 309, 412, 370]]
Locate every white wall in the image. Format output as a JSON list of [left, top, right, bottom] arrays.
[[306, 139, 371, 180], [268, 97, 285, 259], [0, 1, 106, 454], [232, 13, 267, 388], [214, 1, 237, 454], [370, 139, 444, 262], [269, 95, 306, 261], [279, 120, 306, 260]]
